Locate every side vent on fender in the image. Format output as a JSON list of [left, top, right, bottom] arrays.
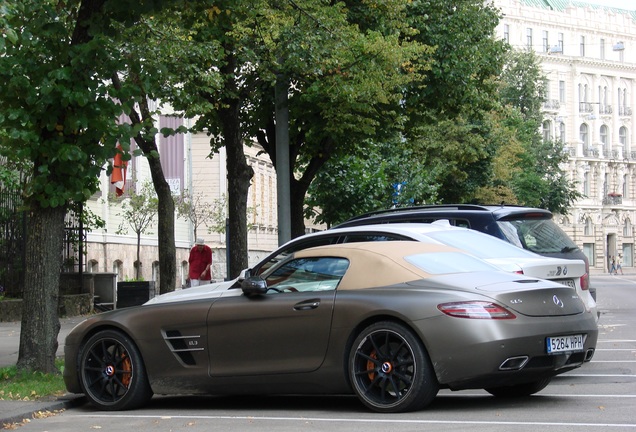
[[163, 330, 204, 366]]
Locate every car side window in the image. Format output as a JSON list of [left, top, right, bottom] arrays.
[[265, 257, 349, 293], [255, 236, 340, 276], [341, 234, 407, 243]]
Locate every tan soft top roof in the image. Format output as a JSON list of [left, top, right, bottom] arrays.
[[292, 241, 463, 290]]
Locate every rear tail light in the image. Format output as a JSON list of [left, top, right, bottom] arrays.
[[437, 301, 516, 319], [580, 272, 589, 290]]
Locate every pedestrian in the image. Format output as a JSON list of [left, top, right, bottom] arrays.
[[616, 255, 624, 275], [188, 238, 212, 287], [610, 256, 617, 275]]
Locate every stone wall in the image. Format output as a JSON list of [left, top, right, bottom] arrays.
[[0, 293, 93, 323]]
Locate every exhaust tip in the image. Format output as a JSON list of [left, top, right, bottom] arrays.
[[499, 356, 529, 371], [584, 348, 595, 362]]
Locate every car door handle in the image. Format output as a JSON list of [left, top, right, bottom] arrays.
[[293, 299, 320, 310]]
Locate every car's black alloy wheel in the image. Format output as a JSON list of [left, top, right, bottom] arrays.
[[79, 330, 153, 410], [349, 321, 439, 413]]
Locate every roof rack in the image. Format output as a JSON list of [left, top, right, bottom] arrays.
[[345, 204, 494, 222]]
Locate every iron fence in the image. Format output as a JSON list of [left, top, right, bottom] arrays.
[[0, 189, 85, 299]]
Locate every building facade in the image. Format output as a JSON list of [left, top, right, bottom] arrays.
[[83, 114, 287, 288], [495, 0, 636, 272]]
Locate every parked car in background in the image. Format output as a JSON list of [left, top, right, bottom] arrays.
[[65, 241, 598, 413], [330, 222, 596, 317], [335, 204, 595, 299], [131, 222, 597, 317]]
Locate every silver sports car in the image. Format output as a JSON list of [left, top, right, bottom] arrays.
[[64, 241, 598, 413]]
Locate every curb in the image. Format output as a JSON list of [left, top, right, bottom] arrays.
[[0, 395, 86, 426]]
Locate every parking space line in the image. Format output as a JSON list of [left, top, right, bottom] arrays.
[[74, 414, 636, 428], [564, 373, 636, 377]]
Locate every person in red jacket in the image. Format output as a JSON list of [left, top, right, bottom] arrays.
[[188, 238, 212, 287]]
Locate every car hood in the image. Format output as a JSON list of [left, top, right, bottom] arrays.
[[407, 271, 585, 317], [144, 278, 239, 305]]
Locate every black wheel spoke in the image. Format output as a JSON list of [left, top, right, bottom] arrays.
[[350, 323, 438, 412], [82, 338, 132, 404]]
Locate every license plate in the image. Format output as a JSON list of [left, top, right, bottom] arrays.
[[556, 278, 576, 288], [547, 334, 584, 354]]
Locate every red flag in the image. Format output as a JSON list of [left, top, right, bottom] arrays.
[[111, 144, 127, 196]]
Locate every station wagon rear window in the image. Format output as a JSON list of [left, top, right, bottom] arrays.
[[405, 252, 499, 275]]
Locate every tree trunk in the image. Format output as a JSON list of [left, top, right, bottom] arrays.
[[219, 52, 253, 279], [17, 205, 65, 373], [135, 136, 177, 294], [290, 177, 309, 239], [225, 135, 253, 278]]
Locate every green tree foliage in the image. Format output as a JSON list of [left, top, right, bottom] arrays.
[[403, 1, 509, 204], [306, 139, 440, 227], [253, 0, 431, 237], [307, 0, 509, 222], [497, 49, 581, 213], [0, 0, 178, 373]]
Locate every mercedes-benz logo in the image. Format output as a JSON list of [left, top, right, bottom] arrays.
[[553, 295, 564, 308]]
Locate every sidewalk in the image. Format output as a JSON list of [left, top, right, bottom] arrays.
[[0, 317, 87, 425]]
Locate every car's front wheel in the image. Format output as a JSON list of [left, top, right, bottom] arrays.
[[79, 329, 153, 410], [485, 377, 552, 397], [348, 321, 439, 413]]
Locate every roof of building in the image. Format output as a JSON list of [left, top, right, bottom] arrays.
[[519, 0, 635, 19]]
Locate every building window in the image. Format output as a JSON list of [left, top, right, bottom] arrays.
[[542, 120, 552, 141], [580, 35, 585, 57], [527, 28, 533, 49], [503, 24, 509, 43], [113, 260, 123, 282], [558, 33, 564, 54], [583, 243, 595, 266], [624, 174, 629, 199], [600, 125, 609, 154], [88, 260, 99, 273], [619, 126, 628, 148], [618, 87, 628, 116], [580, 123, 589, 146], [542, 30, 549, 52], [584, 172, 590, 196], [623, 244, 633, 267], [180, 260, 188, 288], [624, 218, 633, 237], [559, 122, 566, 142], [578, 83, 591, 112], [152, 261, 160, 285], [559, 80, 566, 103], [600, 38, 605, 59]]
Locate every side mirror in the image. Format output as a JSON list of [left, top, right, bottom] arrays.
[[241, 276, 268, 296]]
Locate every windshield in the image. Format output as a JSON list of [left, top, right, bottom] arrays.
[[424, 229, 538, 259], [496, 219, 579, 254]]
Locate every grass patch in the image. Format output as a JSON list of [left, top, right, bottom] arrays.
[[0, 359, 66, 401]]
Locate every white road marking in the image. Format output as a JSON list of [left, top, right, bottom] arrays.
[[71, 413, 636, 428]]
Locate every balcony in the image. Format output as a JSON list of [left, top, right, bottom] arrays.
[[619, 106, 632, 116], [603, 193, 622, 206], [599, 105, 613, 115], [579, 102, 594, 113], [583, 147, 599, 157], [543, 99, 560, 111]]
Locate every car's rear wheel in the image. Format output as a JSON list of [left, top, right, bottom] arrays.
[[349, 321, 438, 413], [485, 377, 552, 397], [79, 329, 153, 410]]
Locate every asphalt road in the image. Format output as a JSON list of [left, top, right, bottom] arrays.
[[7, 274, 636, 432]]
